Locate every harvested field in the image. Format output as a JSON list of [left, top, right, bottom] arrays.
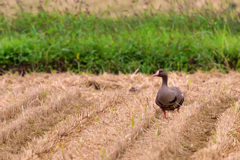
[[1, 0, 240, 17], [0, 71, 240, 159]]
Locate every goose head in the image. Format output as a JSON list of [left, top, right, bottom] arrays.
[[152, 69, 168, 78]]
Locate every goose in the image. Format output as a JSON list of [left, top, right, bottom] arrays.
[[152, 69, 184, 119]]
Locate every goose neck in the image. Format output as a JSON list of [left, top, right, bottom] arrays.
[[161, 76, 168, 87]]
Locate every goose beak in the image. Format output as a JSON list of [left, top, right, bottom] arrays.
[[152, 73, 158, 77]]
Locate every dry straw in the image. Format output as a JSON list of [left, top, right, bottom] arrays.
[[0, 70, 239, 159], [1, 0, 240, 17]]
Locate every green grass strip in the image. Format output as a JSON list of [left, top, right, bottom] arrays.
[[0, 11, 240, 74]]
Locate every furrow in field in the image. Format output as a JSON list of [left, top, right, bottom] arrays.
[[17, 91, 126, 159], [191, 100, 240, 159], [0, 88, 46, 124], [113, 71, 240, 160], [18, 74, 157, 160], [49, 91, 156, 160], [0, 87, 91, 160], [42, 73, 187, 160], [1, 71, 239, 159], [105, 99, 157, 160], [0, 74, 48, 123], [0, 72, 94, 125], [139, 71, 240, 160], [99, 72, 189, 160], [120, 103, 198, 160]]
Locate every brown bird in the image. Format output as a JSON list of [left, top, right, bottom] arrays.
[[152, 69, 184, 119]]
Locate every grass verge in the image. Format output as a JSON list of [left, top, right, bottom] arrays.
[[0, 3, 240, 74]]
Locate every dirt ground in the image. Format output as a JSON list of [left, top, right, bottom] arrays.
[[0, 70, 240, 159]]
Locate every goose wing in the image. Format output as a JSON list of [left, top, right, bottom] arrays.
[[170, 86, 184, 108], [155, 88, 178, 110]]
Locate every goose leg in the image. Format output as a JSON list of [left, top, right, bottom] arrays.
[[177, 108, 180, 113], [163, 111, 167, 119]]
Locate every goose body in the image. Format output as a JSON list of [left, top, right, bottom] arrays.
[[153, 69, 184, 119]]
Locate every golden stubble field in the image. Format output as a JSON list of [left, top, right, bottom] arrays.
[[0, 71, 240, 159], [1, 0, 240, 159], [1, 0, 240, 17]]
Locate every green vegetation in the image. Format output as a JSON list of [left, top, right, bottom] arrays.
[[0, 10, 240, 74]]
